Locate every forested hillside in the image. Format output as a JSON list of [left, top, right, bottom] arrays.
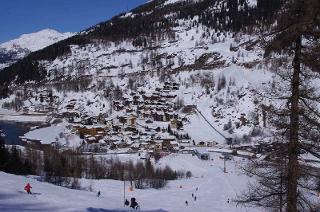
[[0, 0, 282, 97]]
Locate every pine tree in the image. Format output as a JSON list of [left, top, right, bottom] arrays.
[[0, 137, 9, 171], [239, 0, 320, 211], [266, 1, 320, 211], [6, 147, 25, 175], [167, 124, 172, 134]]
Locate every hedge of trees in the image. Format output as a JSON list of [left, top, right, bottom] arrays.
[[0, 138, 34, 175], [0, 139, 190, 190], [42, 148, 189, 189]]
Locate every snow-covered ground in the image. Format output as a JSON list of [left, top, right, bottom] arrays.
[[0, 153, 258, 212], [0, 114, 47, 123], [0, 108, 47, 123], [183, 112, 226, 143], [23, 121, 82, 147]]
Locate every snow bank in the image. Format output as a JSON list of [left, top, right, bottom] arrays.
[[24, 122, 82, 147]]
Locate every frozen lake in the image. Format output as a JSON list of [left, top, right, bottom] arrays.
[[0, 121, 29, 145]]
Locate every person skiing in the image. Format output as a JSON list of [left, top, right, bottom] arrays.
[[124, 199, 130, 207], [24, 183, 32, 194], [194, 196, 197, 201], [192, 193, 194, 197], [97, 191, 101, 197], [130, 197, 139, 210], [185, 200, 188, 206]]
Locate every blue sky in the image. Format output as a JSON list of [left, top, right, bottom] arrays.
[[0, 0, 148, 43]]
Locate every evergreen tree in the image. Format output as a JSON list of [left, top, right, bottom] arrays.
[[167, 124, 172, 134], [267, 1, 320, 211], [6, 147, 25, 175], [239, 0, 320, 211], [0, 137, 9, 171]]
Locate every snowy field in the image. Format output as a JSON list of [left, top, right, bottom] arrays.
[[0, 108, 47, 123], [23, 121, 82, 147], [0, 153, 260, 212]]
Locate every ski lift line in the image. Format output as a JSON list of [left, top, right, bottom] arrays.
[[194, 108, 227, 141]]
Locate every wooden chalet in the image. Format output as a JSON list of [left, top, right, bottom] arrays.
[[74, 125, 107, 137]]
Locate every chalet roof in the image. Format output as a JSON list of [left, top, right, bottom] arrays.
[[152, 91, 161, 95], [142, 110, 151, 114], [87, 136, 96, 141], [123, 96, 133, 101], [170, 140, 179, 145], [126, 140, 135, 145], [62, 110, 79, 115], [158, 134, 176, 140], [107, 135, 122, 141], [130, 135, 140, 139], [105, 117, 113, 122], [161, 89, 171, 93], [114, 140, 124, 145], [154, 140, 163, 144], [155, 111, 165, 115], [131, 143, 140, 148], [118, 114, 137, 119], [179, 139, 191, 143], [74, 124, 106, 129]]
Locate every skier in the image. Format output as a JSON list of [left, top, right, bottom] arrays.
[[130, 197, 140, 210], [24, 183, 32, 194], [97, 191, 101, 197], [196, 187, 198, 191], [194, 196, 197, 201], [227, 198, 230, 203], [125, 199, 130, 207], [192, 193, 194, 197], [185, 201, 188, 206]]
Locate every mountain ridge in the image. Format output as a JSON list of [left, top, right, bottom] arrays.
[[0, 29, 74, 70], [0, 0, 284, 147], [0, 0, 282, 97]]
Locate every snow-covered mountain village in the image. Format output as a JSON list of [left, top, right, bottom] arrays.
[[0, 0, 319, 211]]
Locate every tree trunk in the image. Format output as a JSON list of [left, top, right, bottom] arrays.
[[280, 167, 283, 212], [286, 36, 301, 212]]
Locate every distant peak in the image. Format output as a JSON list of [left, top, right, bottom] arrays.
[[19, 29, 72, 38], [0, 29, 75, 52], [36, 28, 59, 33], [163, 0, 198, 6]]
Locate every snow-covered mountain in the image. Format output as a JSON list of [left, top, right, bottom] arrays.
[[0, 0, 284, 147], [1, 1, 320, 211], [0, 29, 74, 69]]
